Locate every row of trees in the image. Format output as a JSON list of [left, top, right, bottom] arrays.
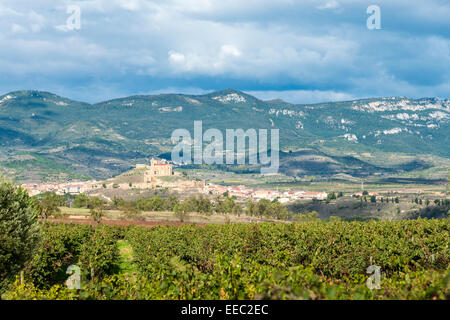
[[413, 198, 449, 206], [357, 196, 400, 203], [380, 197, 399, 203], [172, 196, 243, 222], [29, 192, 106, 223], [70, 193, 291, 221], [325, 192, 344, 203], [246, 199, 290, 220]]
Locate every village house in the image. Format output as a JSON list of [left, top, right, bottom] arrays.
[[300, 191, 328, 200], [21, 180, 100, 196], [253, 189, 279, 201]]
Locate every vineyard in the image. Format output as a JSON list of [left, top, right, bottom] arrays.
[[2, 219, 449, 300]]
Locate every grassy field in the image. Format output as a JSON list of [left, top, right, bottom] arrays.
[[117, 240, 138, 275]]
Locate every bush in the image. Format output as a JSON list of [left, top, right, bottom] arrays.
[[0, 175, 40, 292], [24, 224, 93, 288]]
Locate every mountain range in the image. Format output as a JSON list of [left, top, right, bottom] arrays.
[[0, 89, 448, 182]]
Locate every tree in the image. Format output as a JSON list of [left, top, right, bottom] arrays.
[[112, 196, 125, 209], [33, 192, 66, 206], [326, 192, 336, 203], [0, 175, 40, 292], [148, 196, 165, 211], [135, 197, 149, 211], [232, 203, 242, 216], [246, 200, 257, 216], [216, 197, 235, 214], [89, 196, 106, 224], [74, 193, 89, 208], [164, 195, 179, 211], [196, 196, 212, 214], [174, 200, 193, 222], [35, 192, 62, 220], [256, 199, 272, 217], [269, 200, 290, 220], [122, 203, 143, 221]]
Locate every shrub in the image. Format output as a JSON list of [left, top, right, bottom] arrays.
[[0, 175, 40, 292], [24, 224, 93, 288]]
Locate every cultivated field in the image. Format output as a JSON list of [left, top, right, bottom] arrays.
[[3, 220, 449, 300]]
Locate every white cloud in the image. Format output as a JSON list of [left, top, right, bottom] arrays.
[[0, 0, 448, 103], [168, 51, 186, 64], [317, 0, 341, 10], [114, 0, 150, 11], [55, 24, 69, 32], [11, 24, 27, 33], [220, 45, 241, 58], [168, 44, 243, 74]]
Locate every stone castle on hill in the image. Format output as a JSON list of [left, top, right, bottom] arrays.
[[136, 158, 177, 183], [135, 158, 204, 189]]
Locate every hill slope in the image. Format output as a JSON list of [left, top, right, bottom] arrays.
[[0, 90, 448, 181]]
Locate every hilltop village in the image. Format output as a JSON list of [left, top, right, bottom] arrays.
[[22, 158, 329, 203]]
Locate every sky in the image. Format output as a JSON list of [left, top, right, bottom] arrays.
[[0, 0, 449, 104]]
